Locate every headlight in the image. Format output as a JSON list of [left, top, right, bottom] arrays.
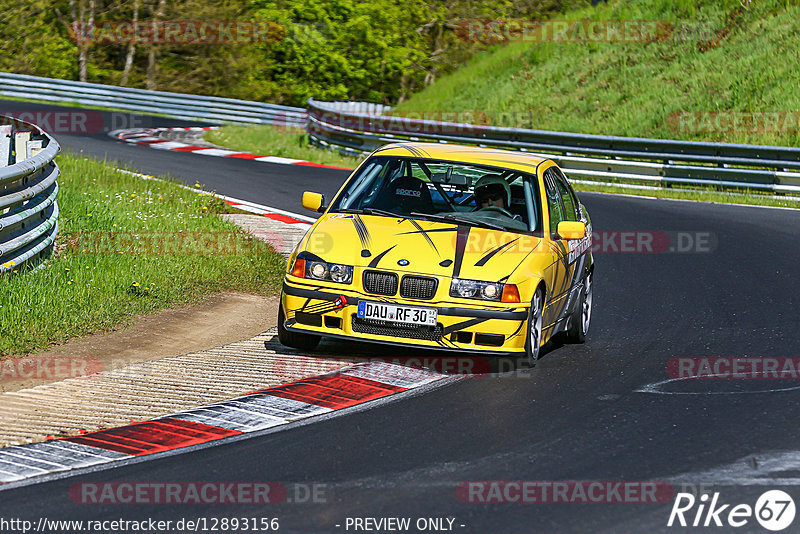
[[329, 263, 352, 283], [300, 260, 353, 284], [450, 278, 520, 303], [482, 283, 499, 299], [310, 262, 327, 279], [450, 278, 503, 301], [452, 278, 479, 298]]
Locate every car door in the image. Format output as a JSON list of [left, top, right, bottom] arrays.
[[542, 166, 583, 330], [555, 167, 593, 324]]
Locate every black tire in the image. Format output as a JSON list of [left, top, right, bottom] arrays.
[[565, 271, 593, 344], [277, 301, 321, 351], [525, 287, 545, 366]]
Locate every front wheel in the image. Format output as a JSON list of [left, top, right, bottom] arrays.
[[277, 300, 320, 351], [565, 271, 592, 344], [525, 287, 544, 366]]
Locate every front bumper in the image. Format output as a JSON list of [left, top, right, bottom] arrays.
[[281, 279, 529, 355]]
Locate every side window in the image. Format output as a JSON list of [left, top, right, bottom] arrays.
[[409, 161, 429, 181], [543, 168, 565, 236], [552, 168, 581, 221], [555, 179, 579, 222]]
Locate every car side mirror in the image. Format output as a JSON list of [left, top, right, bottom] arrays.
[[302, 191, 325, 213], [557, 221, 586, 240]]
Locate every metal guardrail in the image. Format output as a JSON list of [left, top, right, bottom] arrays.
[[0, 115, 60, 273], [2, 71, 798, 198], [307, 99, 800, 195], [0, 72, 306, 127], [310, 100, 392, 116]]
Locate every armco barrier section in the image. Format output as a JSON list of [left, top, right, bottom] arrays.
[[0, 72, 306, 127], [306, 98, 800, 195], [0, 115, 60, 273]]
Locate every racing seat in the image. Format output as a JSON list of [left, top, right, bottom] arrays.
[[371, 176, 435, 214]]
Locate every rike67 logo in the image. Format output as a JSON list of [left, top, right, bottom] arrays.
[[668, 490, 795, 531]]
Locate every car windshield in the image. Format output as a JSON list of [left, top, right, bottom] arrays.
[[329, 156, 542, 233]]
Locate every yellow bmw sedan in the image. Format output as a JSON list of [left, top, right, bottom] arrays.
[[279, 142, 594, 363]]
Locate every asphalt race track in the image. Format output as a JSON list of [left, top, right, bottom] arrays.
[[2, 100, 800, 533]]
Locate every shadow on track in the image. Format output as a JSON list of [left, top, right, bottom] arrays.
[[264, 332, 571, 377]]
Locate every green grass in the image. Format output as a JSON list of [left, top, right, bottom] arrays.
[[0, 152, 287, 357], [205, 125, 362, 169], [395, 0, 800, 147]]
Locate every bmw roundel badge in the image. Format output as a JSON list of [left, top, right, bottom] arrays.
[[398, 259, 410, 266]]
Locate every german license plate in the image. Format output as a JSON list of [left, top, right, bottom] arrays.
[[357, 300, 437, 326]]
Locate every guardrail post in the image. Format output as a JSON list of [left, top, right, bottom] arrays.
[[13, 131, 30, 163], [0, 124, 11, 167]]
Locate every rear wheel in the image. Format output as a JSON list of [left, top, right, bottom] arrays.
[[565, 271, 592, 344], [277, 300, 320, 351], [525, 287, 544, 366]]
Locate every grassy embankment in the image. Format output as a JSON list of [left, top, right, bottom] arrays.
[[397, 0, 800, 145]]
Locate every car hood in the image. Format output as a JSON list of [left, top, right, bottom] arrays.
[[300, 213, 545, 281]]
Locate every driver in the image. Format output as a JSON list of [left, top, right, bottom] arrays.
[[474, 174, 514, 213]]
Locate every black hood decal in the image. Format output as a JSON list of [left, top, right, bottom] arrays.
[[451, 226, 471, 278], [398, 227, 458, 235], [475, 238, 519, 267], [352, 214, 372, 250], [368, 245, 397, 268], [406, 219, 440, 256]]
